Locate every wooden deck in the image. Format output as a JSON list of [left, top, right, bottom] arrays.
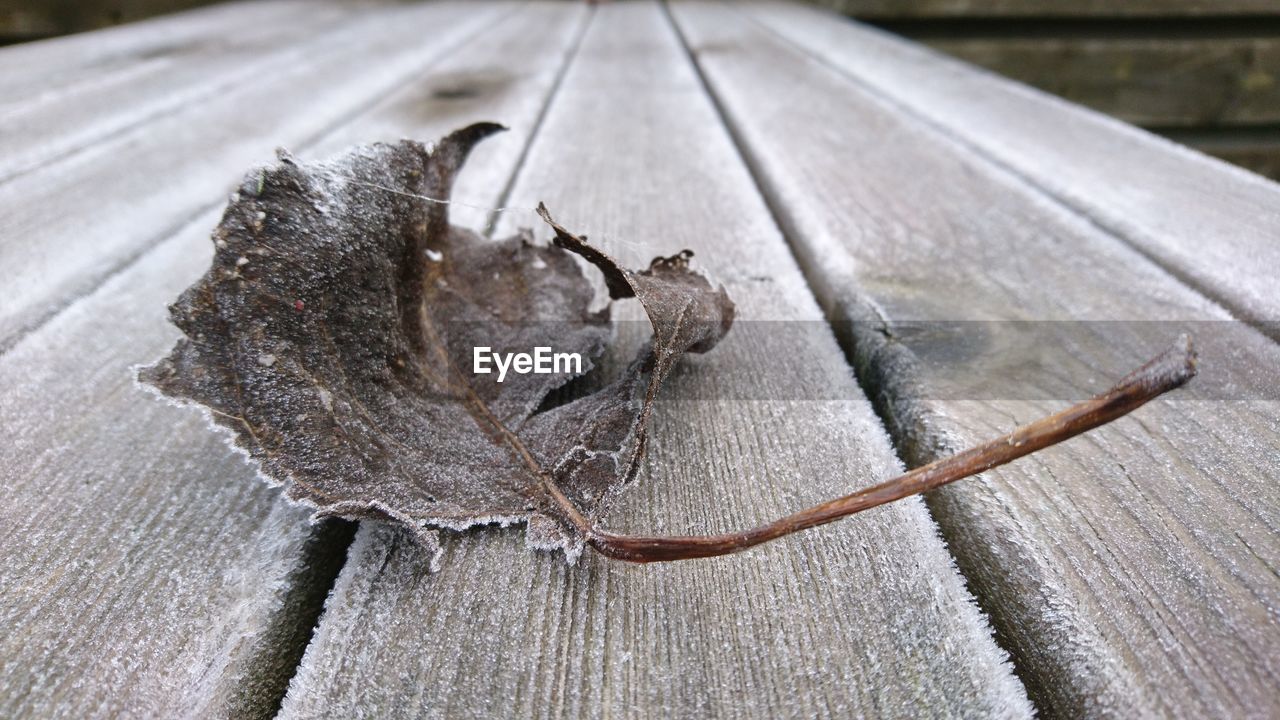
[[809, 0, 1280, 181], [1, 1, 1276, 718]]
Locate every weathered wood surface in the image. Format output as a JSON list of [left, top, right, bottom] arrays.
[[0, 0, 329, 102], [0, 215, 349, 719], [0, 1, 509, 350], [5, 0, 1277, 717], [0, 2, 534, 717], [810, 4, 1280, 180], [747, 1, 1280, 340], [673, 2, 1280, 717], [278, 3, 1031, 718], [913, 36, 1280, 179], [927, 37, 1280, 127], [0, 0, 363, 183], [808, 0, 1280, 18]]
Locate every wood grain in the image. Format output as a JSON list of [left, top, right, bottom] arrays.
[[742, 1, 1280, 342], [0, 220, 352, 719], [0, 1, 509, 350], [0, 0, 332, 103], [0, 1, 363, 183], [279, 3, 1031, 718], [0, 2, 569, 717], [673, 2, 1280, 716]]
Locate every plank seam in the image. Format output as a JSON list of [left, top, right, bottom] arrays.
[[483, 2, 594, 237], [659, 0, 1043, 710], [0, 2, 518, 360], [249, 518, 360, 720], [741, 3, 1280, 346], [272, 4, 1043, 715], [0, 5, 362, 186], [270, 5, 604, 714], [671, 2, 1280, 712]]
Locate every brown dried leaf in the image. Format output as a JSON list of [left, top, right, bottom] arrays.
[[139, 123, 734, 566]]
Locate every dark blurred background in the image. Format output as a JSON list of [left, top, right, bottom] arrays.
[[1, 1, 215, 41], [3, 0, 1279, 179]]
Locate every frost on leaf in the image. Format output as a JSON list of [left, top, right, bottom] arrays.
[[139, 123, 735, 565]]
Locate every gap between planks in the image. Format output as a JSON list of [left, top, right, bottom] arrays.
[[737, 4, 1280, 350], [260, 5, 596, 712], [669, 2, 1279, 716], [746, 0, 1280, 345], [711, 0, 1280, 353], [0, 3, 514, 358], [660, 1, 1045, 710], [277, 3, 1031, 718], [0, 2, 514, 350], [482, 1, 593, 236], [0, 2, 361, 185], [0, 2, 585, 717]]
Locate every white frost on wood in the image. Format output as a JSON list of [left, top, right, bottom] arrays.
[[279, 3, 1032, 718], [0, 1, 512, 346], [747, 0, 1280, 337], [0, 2, 534, 716], [672, 2, 1280, 716], [0, 219, 321, 718]]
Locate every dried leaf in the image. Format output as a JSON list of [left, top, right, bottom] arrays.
[[139, 123, 734, 565], [142, 122, 1195, 567]]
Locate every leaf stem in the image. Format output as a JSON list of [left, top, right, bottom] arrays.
[[586, 335, 1197, 563]]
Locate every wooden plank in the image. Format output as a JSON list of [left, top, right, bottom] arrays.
[[0, 2, 570, 717], [925, 37, 1280, 127], [807, 0, 1280, 18], [0, 0, 363, 183], [0, 219, 352, 719], [0, 0, 326, 101], [279, 3, 1032, 718], [0, 1, 512, 351], [672, 2, 1280, 716], [742, 1, 1280, 342], [300, 1, 590, 234]]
